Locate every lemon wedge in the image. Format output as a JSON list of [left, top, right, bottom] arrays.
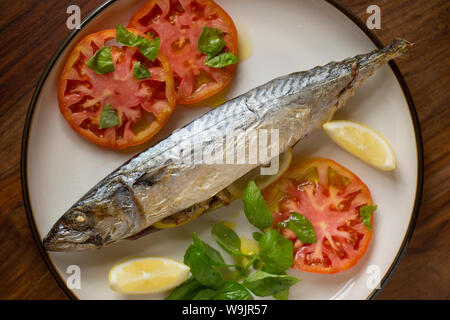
[[108, 257, 190, 295], [227, 148, 293, 197], [323, 120, 395, 171]]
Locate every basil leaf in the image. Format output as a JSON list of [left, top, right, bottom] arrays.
[[198, 26, 226, 56], [137, 36, 160, 62], [242, 181, 273, 231], [273, 288, 290, 300], [215, 281, 253, 300], [279, 212, 317, 244], [360, 205, 377, 229], [184, 244, 224, 289], [115, 24, 160, 62], [259, 229, 293, 274], [193, 289, 217, 300], [132, 62, 151, 80], [85, 46, 114, 74], [116, 23, 143, 47], [99, 104, 119, 129], [205, 52, 238, 68], [192, 282, 253, 300], [211, 223, 241, 256], [192, 233, 226, 266], [252, 232, 263, 241], [243, 271, 299, 298], [165, 277, 205, 300]]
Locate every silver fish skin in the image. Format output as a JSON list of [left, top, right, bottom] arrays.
[[44, 39, 412, 251]]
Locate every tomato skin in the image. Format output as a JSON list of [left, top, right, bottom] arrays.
[[128, 0, 238, 104], [58, 29, 176, 149], [263, 158, 374, 274]]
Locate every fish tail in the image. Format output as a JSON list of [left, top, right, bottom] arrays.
[[333, 39, 412, 113], [356, 38, 413, 69], [383, 38, 414, 59]]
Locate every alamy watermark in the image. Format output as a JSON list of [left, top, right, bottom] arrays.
[[66, 5, 81, 30], [366, 5, 381, 30], [170, 123, 281, 176], [366, 264, 382, 290], [66, 265, 81, 290], [66, 4, 381, 33]]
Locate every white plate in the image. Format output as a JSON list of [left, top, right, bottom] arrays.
[[22, 0, 422, 300]]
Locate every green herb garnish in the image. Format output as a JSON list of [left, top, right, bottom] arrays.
[[192, 281, 253, 300], [99, 104, 119, 129], [192, 288, 217, 300], [278, 212, 317, 244], [184, 243, 224, 289], [115, 24, 160, 62], [198, 26, 226, 56], [243, 271, 299, 298], [192, 233, 227, 267], [258, 229, 293, 274], [273, 288, 290, 300], [242, 181, 273, 231], [116, 23, 143, 47], [205, 52, 238, 68], [197, 26, 238, 68], [132, 62, 151, 80], [85, 47, 114, 74], [360, 205, 377, 229], [167, 180, 300, 300], [211, 223, 241, 256], [137, 36, 160, 62], [165, 277, 205, 300], [214, 281, 253, 300]]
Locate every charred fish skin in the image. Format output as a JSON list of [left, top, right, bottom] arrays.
[[43, 39, 412, 251]]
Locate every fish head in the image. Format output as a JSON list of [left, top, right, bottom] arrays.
[[43, 183, 142, 251]]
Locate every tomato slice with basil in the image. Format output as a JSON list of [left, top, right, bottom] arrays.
[[58, 28, 176, 149], [128, 0, 238, 104], [263, 158, 374, 274]]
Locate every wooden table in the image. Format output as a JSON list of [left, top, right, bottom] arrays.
[[0, 0, 448, 299]]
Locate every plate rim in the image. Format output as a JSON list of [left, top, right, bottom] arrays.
[[20, 0, 423, 300]]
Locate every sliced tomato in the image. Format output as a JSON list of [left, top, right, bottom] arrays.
[[128, 0, 238, 104], [58, 28, 176, 149], [263, 158, 374, 274]]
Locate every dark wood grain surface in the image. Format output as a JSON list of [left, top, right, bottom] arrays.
[[0, 0, 448, 299]]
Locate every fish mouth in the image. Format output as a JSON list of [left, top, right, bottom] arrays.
[[43, 224, 104, 252], [43, 237, 99, 252]]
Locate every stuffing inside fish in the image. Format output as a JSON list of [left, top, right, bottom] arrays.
[[43, 39, 412, 251]]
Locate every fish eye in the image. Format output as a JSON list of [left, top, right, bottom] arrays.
[[75, 215, 85, 223], [67, 210, 93, 231]]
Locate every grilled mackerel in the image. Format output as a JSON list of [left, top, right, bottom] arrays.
[[44, 39, 412, 251]]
